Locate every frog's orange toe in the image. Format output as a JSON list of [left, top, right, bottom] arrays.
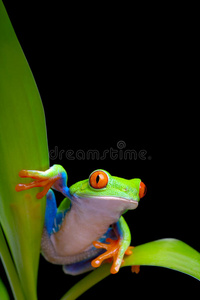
[[91, 258, 101, 268], [131, 265, 140, 274], [110, 263, 120, 274], [125, 246, 134, 256], [18, 170, 28, 177]]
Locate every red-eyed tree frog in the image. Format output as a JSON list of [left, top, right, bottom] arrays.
[[15, 165, 146, 275]]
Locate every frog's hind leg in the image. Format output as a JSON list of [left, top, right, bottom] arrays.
[[91, 216, 133, 274], [63, 258, 96, 275], [63, 228, 117, 275]]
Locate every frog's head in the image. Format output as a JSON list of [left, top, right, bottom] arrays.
[[69, 170, 146, 215]]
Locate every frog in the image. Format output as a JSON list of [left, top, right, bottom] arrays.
[[15, 164, 146, 275]]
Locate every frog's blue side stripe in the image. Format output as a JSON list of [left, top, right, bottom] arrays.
[[44, 189, 57, 235], [45, 189, 71, 235]]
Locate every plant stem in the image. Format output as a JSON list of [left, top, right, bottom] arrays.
[[0, 226, 25, 300], [60, 264, 110, 300]]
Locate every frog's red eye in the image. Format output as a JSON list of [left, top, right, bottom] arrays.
[[89, 171, 108, 189], [139, 181, 147, 198]]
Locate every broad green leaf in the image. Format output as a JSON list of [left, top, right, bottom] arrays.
[[0, 1, 49, 299], [61, 239, 200, 300], [123, 238, 200, 278]]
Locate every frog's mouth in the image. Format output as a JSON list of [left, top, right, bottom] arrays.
[[97, 196, 138, 209], [73, 194, 138, 210]]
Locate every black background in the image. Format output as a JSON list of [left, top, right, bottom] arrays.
[[1, 1, 199, 299]]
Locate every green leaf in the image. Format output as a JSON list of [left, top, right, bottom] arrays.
[[0, 226, 25, 300], [61, 239, 200, 300], [0, 277, 10, 300], [0, 1, 49, 299], [123, 239, 200, 279]]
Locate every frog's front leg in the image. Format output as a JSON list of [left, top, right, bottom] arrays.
[[15, 164, 70, 199], [91, 216, 133, 274]]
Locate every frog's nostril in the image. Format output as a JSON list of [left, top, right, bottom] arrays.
[[139, 181, 147, 198]]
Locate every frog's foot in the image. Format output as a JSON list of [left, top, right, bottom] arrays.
[[131, 265, 140, 274], [91, 238, 133, 274], [123, 246, 140, 274], [15, 169, 60, 199]]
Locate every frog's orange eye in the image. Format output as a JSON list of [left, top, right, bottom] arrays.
[[89, 171, 108, 189], [139, 181, 147, 198]]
